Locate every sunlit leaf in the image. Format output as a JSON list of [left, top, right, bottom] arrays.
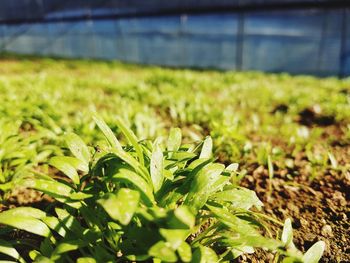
[[192, 245, 218, 263], [177, 241, 192, 262], [98, 188, 140, 225], [210, 187, 263, 210], [302, 241, 325, 263], [150, 140, 163, 192], [77, 258, 97, 263], [282, 218, 293, 246], [148, 241, 177, 262], [199, 136, 212, 159], [167, 128, 182, 156], [0, 240, 23, 262], [115, 117, 145, 166], [185, 163, 225, 212], [112, 168, 154, 205], [64, 133, 91, 167], [23, 178, 73, 197], [93, 114, 122, 150], [0, 209, 50, 237], [49, 156, 80, 184]]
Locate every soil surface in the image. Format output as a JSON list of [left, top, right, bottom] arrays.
[[239, 124, 350, 262]]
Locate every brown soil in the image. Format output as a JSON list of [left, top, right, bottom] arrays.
[[240, 166, 349, 262], [239, 128, 350, 262]]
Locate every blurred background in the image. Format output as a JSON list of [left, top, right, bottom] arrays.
[[0, 0, 349, 76]]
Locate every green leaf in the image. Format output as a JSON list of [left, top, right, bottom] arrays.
[[69, 192, 93, 200], [98, 188, 140, 225], [42, 216, 67, 237], [23, 178, 73, 197], [0, 207, 47, 219], [49, 156, 80, 184], [0, 240, 22, 262], [33, 255, 54, 263], [192, 245, 218, 263], [54, 208, 85, 236], [302, 241, 325, 263], [159, 229, 189, 249], [177, 242, 192, 262], [40, 238, 54, 257], [112, 168, 154, 205], [226, 163, 239, 172], [167, 128, 182, 156], [168, 206, 195, 229], [51, 240, 86, 260], [150, 141, 163, 192], [327, 152, 337, 169], [93, 114, 122, 150], [282, 218, 293, 246], [210, 187, 263, 210], [199, 136, 213, 159], [0, 209, 51, 237], [169, 152, 196, 162], [148, 241, 177, 262], [110, 150, 151, 185], [77, 258, 97, 263], [115, 117, 145, 166], [29, 250, 41, 261], [185, 163, 225, 212], [228, 246, 255, 260], [206, 204, 281, 250], [64, 133, 91, 166]]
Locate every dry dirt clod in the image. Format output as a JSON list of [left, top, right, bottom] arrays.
[[321, 225, 333, 237]]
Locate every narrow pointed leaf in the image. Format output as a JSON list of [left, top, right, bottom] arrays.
[[199, 136, 212, 159], [167, 128, 182, 156], [64, 133, 90, 166], [115, 117, 144, 166], [150, 141, 163, 192], [51, 240, 86, 260], [49, 156, 80, 184], [112, 168, 154, 205], [282, 218, 293, 246], [0, 240, 21, 262], [302, 241, 325, 263], [210, 188, 263, 210], [0, 209, 51, 237], [185, 163, 225, 212], [0, 207, 47, 219], [23, 178, 73, 197], [93, 114, 122, 150]]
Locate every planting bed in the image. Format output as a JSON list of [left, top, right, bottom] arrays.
[[0, 55, 349, 262]]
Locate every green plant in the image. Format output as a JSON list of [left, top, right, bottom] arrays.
[[0, 116, 324, 262]]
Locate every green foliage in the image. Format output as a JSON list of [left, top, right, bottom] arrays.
[[0, 57, 344, 261], [0, 117, 323, 262]]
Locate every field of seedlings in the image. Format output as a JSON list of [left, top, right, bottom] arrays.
[[0, 56, 349, 262]]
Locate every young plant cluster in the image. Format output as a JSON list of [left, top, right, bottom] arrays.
[[0, 116, 324, 262]]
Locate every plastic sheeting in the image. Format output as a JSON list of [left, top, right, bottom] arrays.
[[0, 7, 348, 76]]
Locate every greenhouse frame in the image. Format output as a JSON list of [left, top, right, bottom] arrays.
[[0, 0, 349, 76]]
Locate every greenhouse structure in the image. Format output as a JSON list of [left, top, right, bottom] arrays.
[[0, 0, 349, 76]]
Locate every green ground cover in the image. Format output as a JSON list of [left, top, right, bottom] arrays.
[[0, 56, 349, 262]]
